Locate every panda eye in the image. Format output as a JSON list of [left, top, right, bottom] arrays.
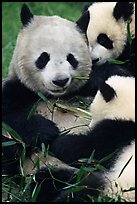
[[97, 33, 113, 49], [35, 52, 50, 69], [67, 53, 78, 69]]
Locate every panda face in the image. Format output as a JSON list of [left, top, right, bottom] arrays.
[[85, 2, 135, 65], [10, 8, 91, 96], [89, 76, 135, 128]]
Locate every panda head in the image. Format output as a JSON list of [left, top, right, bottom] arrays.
[[9, 4, 92, 96], [77, 2, 135, 65], [89, 75, 135, 127]]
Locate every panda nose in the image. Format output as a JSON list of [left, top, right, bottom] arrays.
[[92, 58, 99, 64], [52, 78, 69, 87]]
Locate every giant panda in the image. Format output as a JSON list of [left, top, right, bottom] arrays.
[[77, 2, 135, 72], [2, 3, 93, 176], [76, 2, 135, 97], [31, 75, 135, 202]]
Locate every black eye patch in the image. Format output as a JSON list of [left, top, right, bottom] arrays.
[[67, 53, 78, 69], [35, 52, 50, 69], [97, 33, 113, 49]]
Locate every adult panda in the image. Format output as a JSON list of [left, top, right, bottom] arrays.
[[76, 2, 135, 97], [31, 75, 135, 202], [2, 3, 93, 176]]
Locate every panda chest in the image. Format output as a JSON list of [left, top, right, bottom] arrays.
[[35, 98, 91, 134]]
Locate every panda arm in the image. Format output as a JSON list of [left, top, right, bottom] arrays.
[[2, 78, 60, 147], [50, 119, 135, 165], [31, 165, 105, 202]]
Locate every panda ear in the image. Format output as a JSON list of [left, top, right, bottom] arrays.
[[82, 4, 90, 13], [113, 2, 134, 21], [99, 82, 116, 103], [21, 4, 34, 27], [76, 10, 90, 33]]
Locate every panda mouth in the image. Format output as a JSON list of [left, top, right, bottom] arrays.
[[48, 88, 67, 95]]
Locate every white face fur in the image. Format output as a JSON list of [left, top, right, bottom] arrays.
[[89, 76, 135, 128], [87, 2, 135, 65], [9, 15, 92, 96]]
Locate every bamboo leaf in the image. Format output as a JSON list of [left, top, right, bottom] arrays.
[[107, 59, 126, 65], [73, 76, 89, 80], [27, 98, 41, 120], [98, 151, 116, 164], [20, 144, 26, 176], [2, 140, 17, 147], [118, 155, 133, 178], [87, 149, 95, 164], [31, 183, 41, 202], [67, 185, 86, 193], [37, 92, 49, 104], [2, 122, 24, 143], [127, 20, 132, 45]]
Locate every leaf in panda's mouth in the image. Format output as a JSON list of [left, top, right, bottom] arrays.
[[73, 76, 89, 80]]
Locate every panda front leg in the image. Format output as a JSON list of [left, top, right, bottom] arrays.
[[30, 164, 105, 202], [2, 78, 60, 175]]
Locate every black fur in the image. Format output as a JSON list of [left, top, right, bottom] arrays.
[[113, 2, 134, 21], [76, 10, 90, 34], [99, 82, 116, 103], [67, 53, 78, 69], [50, 120, 135, 167], [2, 78, 59, 175], [97, 33, 113, 50], [31, 167, 105, 202], [21, 4, 34, 26], [116, 37, 135, 76], [35, 52, 50, 69]]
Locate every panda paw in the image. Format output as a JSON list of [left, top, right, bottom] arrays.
[[24, 114, 60, 147]]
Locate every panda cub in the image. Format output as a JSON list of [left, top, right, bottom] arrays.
[[2, 4, 92, 175], [76, 2, 135, 97], [77, 2, 135, 73], [33, 75, 135, 202]]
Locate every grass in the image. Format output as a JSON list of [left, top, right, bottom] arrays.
[[2, 2, 91, 78]]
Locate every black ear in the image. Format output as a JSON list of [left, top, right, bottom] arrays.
[[82, 4, 90, 13], [99, 82, 116, 103], [76, 10, 90, 33], [21, 4, 34, 26], [113, 2, 134, 21]]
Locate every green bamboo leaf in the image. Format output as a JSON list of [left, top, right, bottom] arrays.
[[20, 144, 26, 176], [27, 98, 41, 120], [87, 149, 95, 164], [73, 76, 89, 80], [76, 164, 86, 182], [41, 143, 49, 157], [118, 155, 133, 178], [127, 20, 132, 45], [2, 122, 24, 143], [107, 59, 126, 65], [37, 92, 49, 104], [2, 140, 17, 147], [98, 151, 116, 164], [67, 185, 86, 193], [31, 183, 41, 202], [33, 157, 40, 171]]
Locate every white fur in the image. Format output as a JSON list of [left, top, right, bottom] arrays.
[[87, 2, 135, 65], [89, 76, 135, 129], [9, 15, 92, 96], [104, 141, 135, 201]]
